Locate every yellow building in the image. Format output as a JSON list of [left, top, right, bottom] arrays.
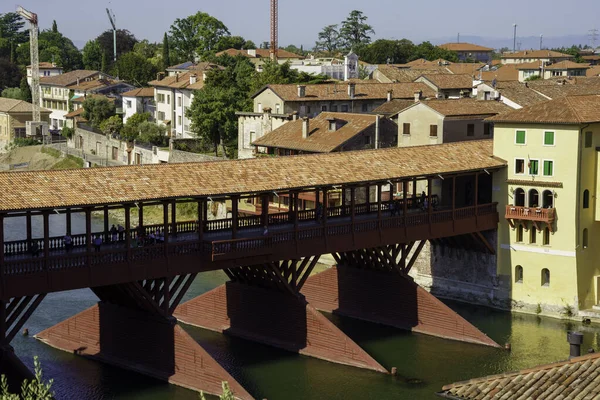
[[0, 98, 51, 149], [489, 95, 600, 316]]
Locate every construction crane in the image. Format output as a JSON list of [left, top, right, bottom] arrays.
[[16, 5, 40, 123], [270, 0, 278, 61], [106, 8, 117, 62]]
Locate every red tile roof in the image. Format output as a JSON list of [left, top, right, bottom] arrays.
[[418, 98, 512, 117], [488, 95, 600, 124], [40, 70, 101, 87], [501, 50, 574, 59], [545, 60, 590, 70], [438, 43, 494, 52], [418, 74, 474, 89], [0, 98, 50, 114], [0, 140, 503, 212], [121, 88, 155, 97], [149, 72, 205, 90]]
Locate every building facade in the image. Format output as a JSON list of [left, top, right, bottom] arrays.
[[438, 43, 494, 63], [237, 110, 291, 159], [0, 98, 51, 149], [121, 88, 156, 124]]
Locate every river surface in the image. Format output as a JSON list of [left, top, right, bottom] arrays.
[[6, 216, 600, 399]]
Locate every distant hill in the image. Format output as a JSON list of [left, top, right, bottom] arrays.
[[428, 35, 593, 51]]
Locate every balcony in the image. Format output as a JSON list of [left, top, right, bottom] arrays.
[[505, 205, 556, 231]]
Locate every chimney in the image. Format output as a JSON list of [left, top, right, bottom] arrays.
[[375, 114, 381, 149], [76, 78, 80, 86], [414, 90, 422, 102], [156, 72, 165, 81], [348, 83, 356, 99], [248, 49, 257, 57], [387, 90, 393, 102], [263, 107, 272, 114], [291, 111, 298, 121], [175, 74, 179, 82], [302, 117, 310, 139], [297, 85, 306, 98], [567, 331, 583, 359], [190, 74, 197, 85], [202, 71, 207, 82]]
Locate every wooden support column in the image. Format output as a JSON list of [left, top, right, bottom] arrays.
[[365, 184, 371, 211], [322, 188, 328, 226], [85, 208, 92, 268], [138, 202, 144, 232], [341, 186, 347, 215], [261, 194, 269, 227], [103, 205, 109, 242], [196, 199, 202, 239], [124, 204, 131, 261], [474, 172, 480, 226], [452, 176, 457, 231], [231, 196, 239, 239], [315, 188, 320, 221], [171, 200, 177, 236], [43, 211, 50, 259], [26, 211, 32, 252], [377, 183, 382, 220], [202, 198, 209, 233], [427, 177, 433, 232], [403, 181, 409, 216], [65, 208, 72, 236], [0, 214, 4, 297], [163, 201, 169, 250], [351, 187, 356, 244], [412, 178, 418, 208]]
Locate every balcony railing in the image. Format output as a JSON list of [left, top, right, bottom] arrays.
[[505, 205, 556, 224]]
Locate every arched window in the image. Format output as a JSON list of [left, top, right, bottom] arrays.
[[543, 227, 551, 246], [528, 189, 539, 208], [516, 225, 524, 242], [515, 188, 525, 207], [583, 190, 590, 209], [543, 190, 554, 208], [541, 268, 550, 287], [583, 228, 589, 249], [515, 265, 523, 283]]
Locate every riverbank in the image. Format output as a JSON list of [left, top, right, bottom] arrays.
[[0, 145, 83, 171]]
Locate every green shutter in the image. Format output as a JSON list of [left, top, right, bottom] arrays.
[[544, 161, 553, 176], [530, 160, 539, 175], [516, 130, 526, 144], [544, 131, 554, 145]]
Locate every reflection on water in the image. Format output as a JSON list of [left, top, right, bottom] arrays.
[[11, 271, 600, 400]]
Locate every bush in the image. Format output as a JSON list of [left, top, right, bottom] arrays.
[[0, 356, 53, 399], [61, 126, 74, 139], [10, 138, 40, 148], [200, 381, 234, 400]]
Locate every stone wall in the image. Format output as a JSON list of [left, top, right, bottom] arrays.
[[409, 229, 511, 310]]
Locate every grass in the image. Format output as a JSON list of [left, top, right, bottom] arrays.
[[41, 146, 62, 158], [50, 155, 84, 170]]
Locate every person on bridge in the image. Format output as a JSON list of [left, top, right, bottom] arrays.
[[110, 225, 118, 242], [263, 225, 269, 236], [117, 224, 125, 241], [63, 234, 73, 252], [30, 241, 40, 257], [93, 235, 102, 252]]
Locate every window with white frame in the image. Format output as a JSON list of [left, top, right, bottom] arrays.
[[542, 160, 553, 177], [515, 159, 525, 174], [528, 159, 539, 175]]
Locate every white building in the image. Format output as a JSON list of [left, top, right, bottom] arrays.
[[121, 88, 156, 124], [27, 62, 63, 86]]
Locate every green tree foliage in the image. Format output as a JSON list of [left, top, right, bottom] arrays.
[[250, 60, 328, 93], [82, 40, 103, 71], [0, 12, 28, 60], [169, 12, 230, 61], [82, 97, 115, 128], [215, 35, 255, 52], [101, 52, 108, 74], [10, 41, 17, 64], [100, 115, 123, 137], [551, 45, 585, 62], [187, 55, 254, 156], [121, 112, 151, 141], [96, 29, 138, 70], [360, 39, 415, 64], [283, 44, 305, 56], [408, 41, 458, 62], [51, 20, 58, 33], [17, 29, 83, 71], [0, 356, 53, 399], [0, 58, 21, 90], [339, 10, 374, 51], [133, 39, 161, 68], [137, 121, 168, 146], [314, 24, 340, 54], [161, 33, 171, 70], [19, 77, 31, 102], [61, 126, 74, 139], [1, 87, 23, 100], [199, 381, 234, 400], [113, 52, 158, 86]]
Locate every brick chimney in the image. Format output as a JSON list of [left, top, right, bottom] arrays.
[[348, 83, 356, 99], [387, 89, 393, 102], [302, 117, 310, 139], [190, 74, 197, 85], [297, 85, 306, 98], [414, 90, 422, 102]]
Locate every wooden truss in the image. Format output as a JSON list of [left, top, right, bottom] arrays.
[[0, 294, 46, 344], [332, 242, 426, 276]]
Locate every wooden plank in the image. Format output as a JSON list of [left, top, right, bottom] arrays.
[[405, 240, 426, 274]]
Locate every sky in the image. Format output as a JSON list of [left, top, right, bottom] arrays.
[[3, 0, 600, 49]]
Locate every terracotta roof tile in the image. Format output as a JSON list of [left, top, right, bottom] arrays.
[[149, 72, 205, 90], [480, 65, 519, 82], [67, 78, 121, 91], [419, 98, 512, 117], [516, 61, 544, 70], [252, 112, 395, 153], [64, 108, 84, 118], [440, 351, 600, 400], [0, 140, 503, 212], [372, 99, 416, 115], [445, 63, 486, 76], [488, 94, 600, 124], [376, 65, 451, 83], [501, 50, 574, 59], [493, 82, 549, 107], [418, 74, 474, 89], [527, 79, 600, 98], [40, 70, 100, 87], [545, 60, 590, 70], [121, 88, 155, 97], [438, 43, 494, 52], [587, 66, 600, 77], [0, 98, 50, 114], [260, 82, 436, 101]]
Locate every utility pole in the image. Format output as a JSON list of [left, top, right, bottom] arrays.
[[270, 0, 278, 62], [513, 23, 518, 53], [589, 29, 598, 49], [16, 6, 40, 123], [457, 33, 460, 43], [106, 8, 117, 62], [540, 34, 543, 50]]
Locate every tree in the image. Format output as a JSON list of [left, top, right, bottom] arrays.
[[100, 115, 123, 136], [82, 97, 115, 128], [200, 381, 235, 400], [10, 41, 17, 64], [169, 12, 230, 61], [121, 112, 151, 141], [250, 60, 328, 93], [82, 40, 103, 71], [315, 24, 340, 54], [137, 121, 168, 146], [408, 41, 458, 62], [1, 87, 23, 100], [0, 58, 21, 90], [51, 20, 58, 33], [133, 39, 161, 67], [18, 28, 83, 71], [360, 39, 415, 64], [101, 52, 108, 74], [283, 44, 305, 56], [339, 10, 374, 51], [162, 33, 171, 70], [19, 77, 31, 102], [113, 52, 158, 86], [96, 29, 138, 70], [0, 356, 53, 399]]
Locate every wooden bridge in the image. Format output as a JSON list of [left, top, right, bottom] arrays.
[[0, 140, 506, 399]]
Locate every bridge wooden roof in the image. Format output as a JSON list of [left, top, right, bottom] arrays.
[[0, 140, 504, 212]]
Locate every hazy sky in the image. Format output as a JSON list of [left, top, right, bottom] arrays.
[[3, 0, 599, 47]]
